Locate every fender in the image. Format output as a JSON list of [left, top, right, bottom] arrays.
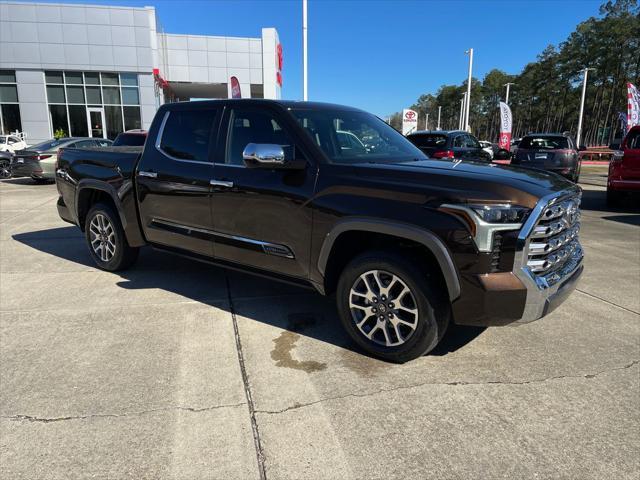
[[317, 217, 461, 301], [75, 179, 146, 247]]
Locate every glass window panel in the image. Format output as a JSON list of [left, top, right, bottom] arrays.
[[121, 87, 139, 105], [102, 87, 121, 105], [101, 73, 119, 86], [0, 85, 18, 103], [1, 104, 22, 134], [65, 72, 83, 84], [68, 105, 88, 137], [66, 86, 85, 104], [120, 73, 138, 86], [46, 85, 65, 103], [86, 86, 102, 104], [84, 72, 100, 85], [123, 106, 141, 131], [45, 71, 64, 84], [49, 105, 69, 137], [160, 109, 217, 162], [105, 105, 123, 140], [0, 70, 16, 83]]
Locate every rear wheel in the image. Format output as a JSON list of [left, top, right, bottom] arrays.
[[85, 203, 139, 271], [336, 250, 450, 363]]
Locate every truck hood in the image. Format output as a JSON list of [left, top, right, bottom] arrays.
[[347, 158, 578, 209]]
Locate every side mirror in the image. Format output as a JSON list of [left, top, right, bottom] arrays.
[[242, 143, 306, 170]]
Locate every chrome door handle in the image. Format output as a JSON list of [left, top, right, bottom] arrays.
[[210, 179, 234, 188], [138, 171, 157, 178]]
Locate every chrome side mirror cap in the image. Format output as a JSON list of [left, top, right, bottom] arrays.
[[242, 143, 286, 168]]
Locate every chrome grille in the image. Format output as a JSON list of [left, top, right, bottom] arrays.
[[525, 193, 582, 288]]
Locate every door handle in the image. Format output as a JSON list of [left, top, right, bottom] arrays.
[[138, 171, 157, 178], [210, 179, 234, 188]]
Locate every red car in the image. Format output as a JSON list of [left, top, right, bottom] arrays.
[[608, 126, 640, 206]]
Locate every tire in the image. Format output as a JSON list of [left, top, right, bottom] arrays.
[[85, 202, 139, 271], [32, 177, 50, 184], [606, 189, 622, 208], [336, 250, 450, 363]]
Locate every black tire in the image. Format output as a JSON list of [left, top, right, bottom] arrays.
[[606, 189, 622, 208], [336, 250, 450, 363], [84, 202, 139, 271]]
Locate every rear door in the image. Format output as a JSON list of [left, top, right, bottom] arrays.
[[209, 104, 316, 279], [136, 104, 221, 257], [622, 128, 640, 180]]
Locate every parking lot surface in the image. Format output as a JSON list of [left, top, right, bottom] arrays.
[[1, 177, 638, 479]]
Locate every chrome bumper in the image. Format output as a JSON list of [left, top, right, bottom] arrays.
[[513, 188, 584, 323]]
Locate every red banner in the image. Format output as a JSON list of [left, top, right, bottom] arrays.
[[230, 76, 241, 99], [498, 102, 512, 150]]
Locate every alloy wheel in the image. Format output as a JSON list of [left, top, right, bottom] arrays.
[[349, 269, 419, 347], [89, 213, 116, 262]]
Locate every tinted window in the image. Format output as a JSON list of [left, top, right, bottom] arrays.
[[225, 109, 294, 165], [113, 132, 146, 147], [407, 134, 447, 148], [160, 109, 217, 162], [291, 108, 424, 164], [30, 139, 66, 151], [520, 136, 570, 149], [627, 131, 640, 149], [73, 140, 96, 148], [464, 134, 480, 148], [453, 135, 465, 148]]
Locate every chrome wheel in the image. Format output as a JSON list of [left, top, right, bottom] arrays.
[[89, 213, 116, 262], [349, 269, 419, 347]]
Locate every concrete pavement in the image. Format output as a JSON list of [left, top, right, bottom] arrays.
[[1, 177, 638, 479]]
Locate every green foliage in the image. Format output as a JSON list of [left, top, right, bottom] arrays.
[[54, 128, 68, 139], [395, 0, 640, 145]]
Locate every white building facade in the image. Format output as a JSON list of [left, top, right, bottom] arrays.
[[0, 1, 283, 144]]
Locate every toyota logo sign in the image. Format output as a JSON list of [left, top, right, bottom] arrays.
[[405, 111, 416, 120]]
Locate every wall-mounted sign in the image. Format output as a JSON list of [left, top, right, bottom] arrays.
[[230, 76, 242, 99], [276, 43, 283, 87]]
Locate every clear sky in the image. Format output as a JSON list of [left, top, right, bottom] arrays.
[[34, 0, 604, 116]]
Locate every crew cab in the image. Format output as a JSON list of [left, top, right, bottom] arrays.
[[55, 100, 584, 363], [608, 126, 640, 206]]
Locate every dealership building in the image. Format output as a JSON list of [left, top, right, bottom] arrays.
[[0, 1, 283, 144]]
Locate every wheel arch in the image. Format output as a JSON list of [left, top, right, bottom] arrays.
[[318, 218, 461, 301]]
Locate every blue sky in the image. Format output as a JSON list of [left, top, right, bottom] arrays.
[[36, 0, 604, 116]]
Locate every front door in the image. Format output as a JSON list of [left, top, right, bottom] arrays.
[[210, 105, 316, 279], [87, 108, 106, 139], [136, 104, 220, 257]]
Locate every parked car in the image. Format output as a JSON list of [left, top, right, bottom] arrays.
[[510, 133, 581, 182], [11, 137, 112, 183], [0, 134, 27, 153], [607, 126, 640, 206], [55, 100, 583, 363], [406, 130, 492, 162], [113, 129, 147, 147], [478, 141, 494, 160], [0, 150, 12, 178]]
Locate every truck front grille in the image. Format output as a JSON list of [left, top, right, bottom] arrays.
[[525, 193, 582, 288]]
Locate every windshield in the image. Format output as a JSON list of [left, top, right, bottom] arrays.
[[29, 139, 67, 151], [0, 137, 6, 144], [113, 133, 146, 147], [408, 134, 447, 148], [290, 108, 425, 164], [520, 136, 569, 149]]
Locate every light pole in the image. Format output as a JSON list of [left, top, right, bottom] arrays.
[[504, 82, 515, 105], [302, 0, 308, 101], [425, 113, 429, 130], [459, 93, 466, 130], [437, 106, 441, 130], [464, 48, 473, 132], [576, 67, 594, 148]]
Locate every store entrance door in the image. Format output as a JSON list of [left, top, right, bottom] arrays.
[[87, 108, 106, 138]]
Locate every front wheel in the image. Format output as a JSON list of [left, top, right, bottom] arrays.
[[336, 251, 450, 363], [85, 203, 139, 271]]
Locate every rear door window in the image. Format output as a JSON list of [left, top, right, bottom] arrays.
[[520, 136, 569, 149], [408, 134, 447, 148], [159, 109, 217, 162]]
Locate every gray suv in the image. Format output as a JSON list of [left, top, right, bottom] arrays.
[[511, 134, 582, 182]]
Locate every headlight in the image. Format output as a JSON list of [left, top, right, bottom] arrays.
[[469, 204, 530, 224], [440, 203, 530, 252]]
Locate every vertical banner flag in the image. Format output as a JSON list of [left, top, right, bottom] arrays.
[[627, 82, 639, 130], [498, 101, 512, 150], [230, 76, 242, 99], [402, 109, 418, 136], [618, 112, 628, 135]]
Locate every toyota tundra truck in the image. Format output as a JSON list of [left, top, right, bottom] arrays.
[[55, 100, 584, 363]]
